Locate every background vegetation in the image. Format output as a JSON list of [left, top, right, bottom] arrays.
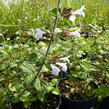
[[0, 0, 109, 41], [0, 0, 109, 109]]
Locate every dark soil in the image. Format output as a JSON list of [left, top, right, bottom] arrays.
[[99, 96, 109, 109], [59, 78, 95, 100], [11, 94, 59, 109], [30, 94, 59, 109]]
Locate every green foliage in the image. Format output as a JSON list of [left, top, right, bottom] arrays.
[[0, 0, 109, 38], [0, 0, 109, 108], [20, 62, 36, 74], [95, 85, 109, 101]]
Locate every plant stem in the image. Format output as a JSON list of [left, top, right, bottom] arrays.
[[11, 0, 61, 100]]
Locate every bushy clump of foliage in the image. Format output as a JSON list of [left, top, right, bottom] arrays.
[[0, 0, 109, 108]]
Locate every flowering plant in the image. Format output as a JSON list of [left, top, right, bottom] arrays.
[[0, 1, 109, 109]]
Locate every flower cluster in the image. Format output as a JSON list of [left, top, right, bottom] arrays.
[[51, 56, 70, 76], [34, 6, 85, 41]]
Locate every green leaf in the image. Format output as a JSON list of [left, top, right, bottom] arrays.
[[23, 74, 34, 83], [38, 41, 46, 47], [50, 79, 58, 86], [52, 88, 60, 95], [95, 84, 109, 100], [42, 81, 54, 92], [37, 90, 46, 102], [20, 91, 30, 102], [80, 59, 96, 71], [8, 82, 23, 92], [22, 91, 30, 97], [20, 62, 37, 83], [34, 79, 42, 91], [42, 65, 49, 72], [28, 52, 37, 63], [46, 86, 54, 92], [49, 8, 58, 15], [8, 83, 16, 92], [20, 62, 36, 74], [0, 34, 5, 43]]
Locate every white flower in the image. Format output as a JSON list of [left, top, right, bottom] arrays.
[[72, 5, 85, 17], [54, 28, 62, 34], [20, 44, 23, 46], [51, 64, 60, 76], [60, 56, 70, 63], [69, 5, 85, 22], [16, 36, 20, 39], [7, 38, 10, 41], [69, 28, 81, 37], [49, 8, 53, 11], [34, 28, 46, 40], [56, 62, 67, 72], [69, 15, 76, 22]]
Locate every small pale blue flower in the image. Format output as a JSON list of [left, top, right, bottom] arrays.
[[34, 28, 46, 40]]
